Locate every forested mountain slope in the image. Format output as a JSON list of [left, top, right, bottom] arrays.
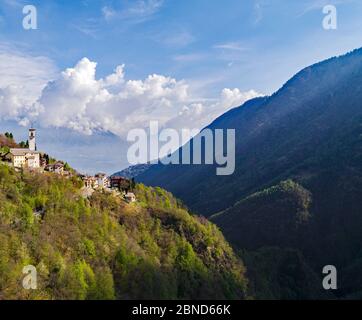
[[137, 48, 362, 298], [0, 164, 247, 300]]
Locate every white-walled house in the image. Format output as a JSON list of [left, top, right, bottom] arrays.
[[10, 148, 40, 169], [82, 176, 99, 189], [95, 173, 110, 189]]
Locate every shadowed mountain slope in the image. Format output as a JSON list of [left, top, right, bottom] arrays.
[[138, 48, 362, 217], [137, 48, 362, 298]]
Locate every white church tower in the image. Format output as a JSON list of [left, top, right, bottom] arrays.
[[29, 128, 36, 151]]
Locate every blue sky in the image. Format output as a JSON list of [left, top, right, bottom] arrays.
[[1, 0, 361, 93], [1, 0, 362, 173]]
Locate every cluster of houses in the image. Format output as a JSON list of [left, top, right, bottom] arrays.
[[1, 128, 136, 203], [45, 162, 67, 175], [80, 173, 136, 202]]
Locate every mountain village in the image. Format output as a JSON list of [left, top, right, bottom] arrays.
[[0, 128, 136, 203]]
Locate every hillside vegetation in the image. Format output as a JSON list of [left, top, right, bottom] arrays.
[[0, 164, 247, 300]]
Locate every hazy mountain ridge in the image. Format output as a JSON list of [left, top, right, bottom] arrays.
[[112, 164, 152, 179]]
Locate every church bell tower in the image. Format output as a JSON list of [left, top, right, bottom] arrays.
[[29, 128, 36, 151]]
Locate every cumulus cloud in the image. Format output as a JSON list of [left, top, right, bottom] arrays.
[[1, 54, 262, 140], [25, 57, 262, 138], [165, 88, 261, 131]]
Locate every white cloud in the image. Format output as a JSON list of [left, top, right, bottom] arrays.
[[0, 44, 57, 122], [102, 0, 164, 23], [0, 86, 24, 119], [213, 42, 247, 52], [220, 88, 261, 108], [213, 41, 250, 65], [253, 1, 264, 25], [71, 19, 100, 38], [166, 88, 262, 131], [102, 6, 117, 21], [1, 55, 262, 141], [125, 0, 163, 18], [33, 58, 190, 136], [34, 58, 262, 137]]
